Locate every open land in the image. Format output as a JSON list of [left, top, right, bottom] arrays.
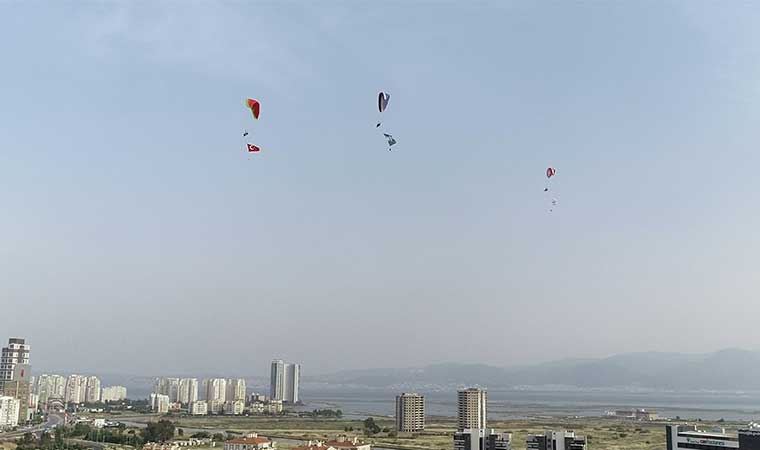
[[102, 414, 750, 450]]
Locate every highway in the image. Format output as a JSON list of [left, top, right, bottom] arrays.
[[0, 412, 65, 441]]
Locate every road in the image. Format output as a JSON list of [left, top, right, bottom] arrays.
[[0, 412, 66, 441]]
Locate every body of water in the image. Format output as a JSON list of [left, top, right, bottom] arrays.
[[123, 379, 760, 422], [299, 387, 760, 421]]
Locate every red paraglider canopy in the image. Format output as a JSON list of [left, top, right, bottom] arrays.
[[546, 167, 556, 178], [246, 99, 260, 120]]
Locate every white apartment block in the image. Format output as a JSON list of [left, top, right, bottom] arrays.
[[150, 393, 170, 414], [204, 378, 227, 403], [178, 378, 199, 404], [0, 396, 20, 428], [154, 378, 180, 402], [65, 375, 87, 404], [224, 400, 245, 416], [226, 378, 246, 402], [35, 374, 66, 404], [190, 401, 208, 416], [85, 376, 101, 403], [396, 392, 425, 432], [101, 386, 127, 402], [207, 399, 224, 414]]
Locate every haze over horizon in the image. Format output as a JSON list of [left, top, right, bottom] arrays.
[[2, 2, 760, 376]]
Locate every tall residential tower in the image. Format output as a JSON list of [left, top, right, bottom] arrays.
[[0, 338, 30, 382], [457, 388, 487, 431], [396, 393, 425, 433], [270, 360, 300, 403]]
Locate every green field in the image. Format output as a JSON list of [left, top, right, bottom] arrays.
[[158, 415, 742, 450], [88, 413, 752, 450]]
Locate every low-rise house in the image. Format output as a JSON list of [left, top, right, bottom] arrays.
[[224, 433, 274, 450], [325, 436, 370, 450], [173, 438, 213, 447], [292, 441, 336, 450], [143, 443, 180, 450]]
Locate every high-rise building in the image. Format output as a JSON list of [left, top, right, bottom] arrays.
[[0, 396, 20, 429], [284, 364, 300, 403], [2, 364, 32, 423], [270, 360, 300, 403], [101, 386, 127, 402], [227, 379, 246, 402], [455, 429, 511, 450], [65, 375, 87, 404], [150, 393, 170, 414], [154, 378, 180, 402], [396, 393, 425, 432], [177, 378, 198, 404], [85, 376, 101, 403], [35, 374, 66, 404], [457, 388, 487, 431], [0, 338, 30, 383], [526, 431, 586, 450], [270, 360, 284, 400], [203, 378, 227, 403]]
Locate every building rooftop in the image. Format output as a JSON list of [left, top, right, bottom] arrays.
[[292, 442, 336, 450], [325, 439, 366, 448], [227, 437, 271, 445]]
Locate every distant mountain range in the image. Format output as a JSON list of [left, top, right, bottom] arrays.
[[307, 349, 760, 391]]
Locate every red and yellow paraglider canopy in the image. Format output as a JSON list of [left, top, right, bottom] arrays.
[[246, 98, 260, 120]]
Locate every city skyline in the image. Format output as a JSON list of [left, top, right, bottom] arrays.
[[3, 2, 760, 376]]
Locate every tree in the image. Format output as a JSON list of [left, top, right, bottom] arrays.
[[191, 432, 211, 439], [15, 433, 37, 450], [213, 433, 225, 441], [40, 431, 53, 450], [363, 418, 381, 435], [143, 420, 176, 443], [55, 427, 65, 449], [178, 428, 184, 437]]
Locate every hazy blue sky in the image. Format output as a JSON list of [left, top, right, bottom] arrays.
[[2, 1, 760, 376]]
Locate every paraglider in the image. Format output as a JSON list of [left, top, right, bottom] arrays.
[[376, 92, 397, 149], [383, 133, 397, 149], [544, 168, 558, 212], [376, 93, 389, 127], [544, 167, 556, 192], [243, 98, 262, 154], [246, 99, 260, 120]]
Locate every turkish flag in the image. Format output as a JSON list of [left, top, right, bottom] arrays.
[[247, 144, 261, 153]]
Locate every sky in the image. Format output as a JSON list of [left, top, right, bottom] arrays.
[[2, 1, 760, 377]]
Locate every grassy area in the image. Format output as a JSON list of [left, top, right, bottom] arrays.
[[120, 414, 749, 450]]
